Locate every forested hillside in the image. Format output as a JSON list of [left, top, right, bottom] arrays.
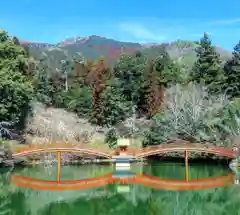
[[21, 35, 232, 71], [1, 29, 240, 158]]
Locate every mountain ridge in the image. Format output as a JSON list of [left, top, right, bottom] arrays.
[[18, 35, 232, 68]]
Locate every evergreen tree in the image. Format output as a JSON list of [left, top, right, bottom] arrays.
[[97, 81, 131, 126], [34, 58, 57, 106], [0, 30, 33, 127], [223, 41, 240, 98], [61, 86, 92, 117], [151, 48, 182, 87], [113, 53, 146, 103], [191, 32, 224, 93]]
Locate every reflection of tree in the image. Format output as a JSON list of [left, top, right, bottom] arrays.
[[1, 162, 240, 214], [21, 188, 115, 215], [147, 161, 232, 181], [145, 186, 240, 215], [0, 167, 16, 215], [21, 184, 239, 215], [13, 163, 114, 181]]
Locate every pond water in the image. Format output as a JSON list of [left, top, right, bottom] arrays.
[[0, 161, 239, 215]]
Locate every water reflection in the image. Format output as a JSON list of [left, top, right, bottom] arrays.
[[10, 172, 236, 191], [0, 162, 240, 215]]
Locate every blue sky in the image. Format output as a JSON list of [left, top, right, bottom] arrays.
[[1, 0, 240, 49]]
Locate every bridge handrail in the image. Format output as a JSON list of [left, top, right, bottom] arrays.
[[133, 143, 237, 158], [11, 142, 238, 159], [13, 143, 111, 153]]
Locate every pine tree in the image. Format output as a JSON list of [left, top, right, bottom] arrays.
[[223, 41, 240, 98], [152, 48, 182, 87], [191, 32, 224, 93], [98, 81, 131, 126]]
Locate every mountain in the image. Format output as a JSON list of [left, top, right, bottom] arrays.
[[20, 35, 232, 69]]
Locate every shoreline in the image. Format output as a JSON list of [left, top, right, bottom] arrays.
[[0, 156, 235, 168], [0, 143, 237, 167]]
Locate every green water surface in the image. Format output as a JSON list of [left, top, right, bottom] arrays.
[[0, 162, 239, 215]]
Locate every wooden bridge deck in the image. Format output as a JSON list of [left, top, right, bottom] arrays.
[[12, 142, 238, 159]]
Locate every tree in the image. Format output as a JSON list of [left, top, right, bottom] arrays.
[[190, 32, 224, 93], [96, 81, 131, 126], [113, 53, 147, 115], [34, 57, 57, 106], [60, 86, 92, 117], [89, 58, 110, 125], [56, 51, 75, 92], [223, 41, 240, 98], [0, 31, 33, 128], [73, 53, 87, 86], [143, 59, 164, 118], [140, 49, 179, 118]]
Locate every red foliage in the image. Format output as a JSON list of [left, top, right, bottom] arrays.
[[87, 59, 93, 67], [90, 58, 110, 124], [144, 59, 164, 118]]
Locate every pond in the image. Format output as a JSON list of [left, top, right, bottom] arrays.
[[0, 161, 239, 215]]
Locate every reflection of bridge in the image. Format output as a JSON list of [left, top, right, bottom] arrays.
[[11, 173, 236, 191]]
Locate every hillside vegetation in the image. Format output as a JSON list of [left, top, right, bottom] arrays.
[[1, 30, 240, 160], [23, 36, 232, 70]]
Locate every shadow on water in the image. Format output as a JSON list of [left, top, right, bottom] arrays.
[[0, 161, 240, 215]]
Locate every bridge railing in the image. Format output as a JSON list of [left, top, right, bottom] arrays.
[[12, 142, 113, 158], [130, 143, 237, 158]]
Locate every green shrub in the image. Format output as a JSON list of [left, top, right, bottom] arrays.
[[105, 128, 118, 149], [60, 86, 92, 117]]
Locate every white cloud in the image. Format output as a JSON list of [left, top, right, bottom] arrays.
[[118, 22, 165, 42], [207, 18, 240, 25]]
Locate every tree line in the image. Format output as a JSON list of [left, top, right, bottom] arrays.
[[1, 30, 240, 146]]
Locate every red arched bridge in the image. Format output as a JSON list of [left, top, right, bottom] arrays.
[[11, 173, 235, 191], [12, 142, 238, 159]]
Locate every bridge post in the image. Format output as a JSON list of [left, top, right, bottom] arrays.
[[234, 146, 239, 185], [185, 150, 189, 182], [57, 151, 61, 182], [235, 175, 239, 185]]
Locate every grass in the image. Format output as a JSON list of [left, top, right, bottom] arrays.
[[0, 140, 21, 150]]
